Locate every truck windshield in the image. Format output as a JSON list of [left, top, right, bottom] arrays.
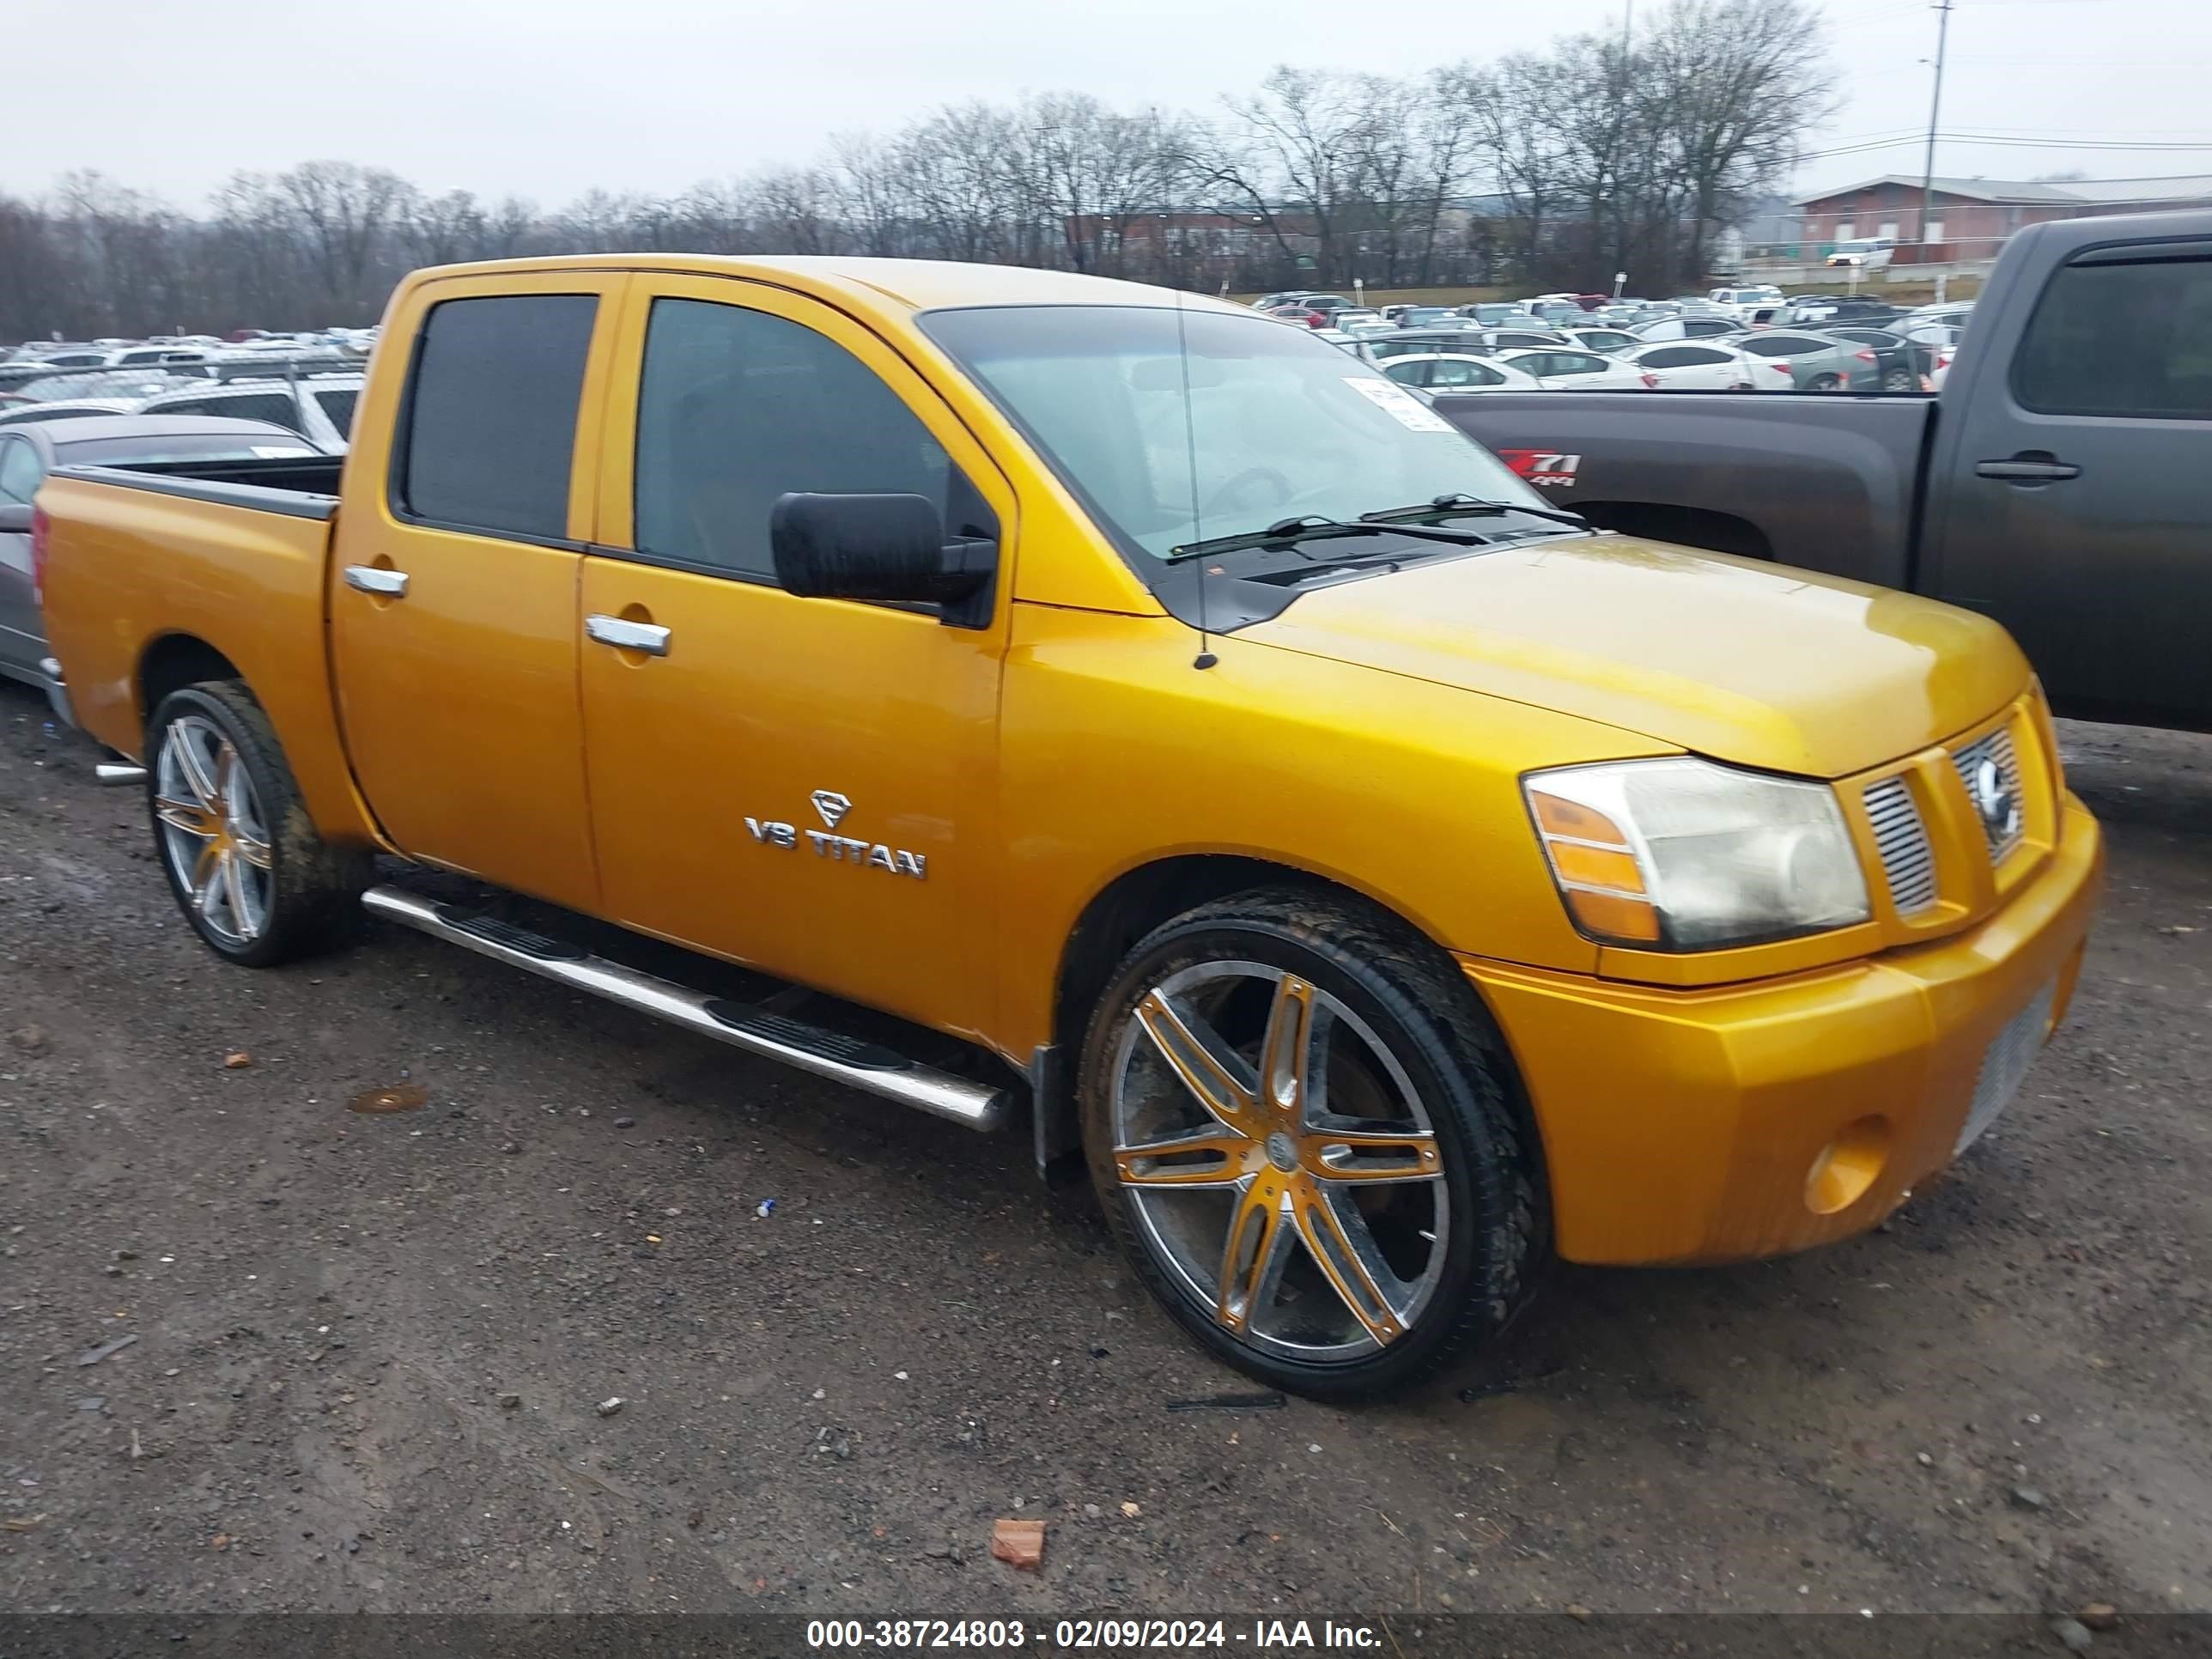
[[923, 304, 1548, 562]]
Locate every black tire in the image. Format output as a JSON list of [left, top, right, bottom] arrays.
[[1809, 373, 1844, 392], [1079, 888, 1544, 1401], [145, 680, 369, 968]]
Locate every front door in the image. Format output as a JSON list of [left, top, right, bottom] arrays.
[[328, 273, 626, 909], [1923, 239, 2212, 726], [576, 276, 1012, 1037]]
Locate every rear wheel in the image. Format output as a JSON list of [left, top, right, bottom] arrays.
[[147, 681, 369, 967], [1881, 366, 1916, 392], [1809, 373, 1844, 392], [1079, 890, 1542, 1400]]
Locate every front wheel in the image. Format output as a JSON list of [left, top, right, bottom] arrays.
[[147, 681, 369, 967], [1079, 890, 1542, 1400]]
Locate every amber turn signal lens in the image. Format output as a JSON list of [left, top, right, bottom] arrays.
[[1562, 889, 1662, 944], [1531, 792, 1628, 845], [1547, 841, 1645, 892]]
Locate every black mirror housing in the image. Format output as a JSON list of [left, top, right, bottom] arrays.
[[769, 491, 994, 622]]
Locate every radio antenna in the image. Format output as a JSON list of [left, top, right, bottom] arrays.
[[1172, 286, 1217, 670]]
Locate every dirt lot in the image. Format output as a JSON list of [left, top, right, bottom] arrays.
[[1, 680, 2206, 1634]]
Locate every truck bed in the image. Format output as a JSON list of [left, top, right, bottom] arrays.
[[1433, 390, 1936, 592], [36, 459, 374, 846], [55, 453, 346, 516]]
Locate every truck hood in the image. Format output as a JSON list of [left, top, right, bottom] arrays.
[[1243, 536, 2028, 778]]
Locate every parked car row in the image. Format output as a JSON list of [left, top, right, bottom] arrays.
[[0, 366, 362, 448], [1327, 311, 1966, 396]]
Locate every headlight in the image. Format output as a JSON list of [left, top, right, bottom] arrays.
[[1525, 757, 1870, 951]]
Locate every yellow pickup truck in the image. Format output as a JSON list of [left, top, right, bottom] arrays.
[[36, 256, 2103, 1398]]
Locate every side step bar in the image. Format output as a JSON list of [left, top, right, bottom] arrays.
[[361, 884, 1011, 1132]]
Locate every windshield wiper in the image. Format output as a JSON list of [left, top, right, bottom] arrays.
[[1358, 492, 1589, 531], [1167, 514, 1493, 562]]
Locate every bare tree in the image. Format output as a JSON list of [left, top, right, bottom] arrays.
[[1642, 0, 1836, 280], [0, 25, 1833, 337]]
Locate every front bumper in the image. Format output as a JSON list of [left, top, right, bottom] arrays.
[[1465, 793, 2104, 1267]]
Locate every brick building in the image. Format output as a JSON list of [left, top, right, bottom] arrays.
[[1792, 173, 2212, 263]]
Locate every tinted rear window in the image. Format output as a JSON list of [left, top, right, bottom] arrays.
[[398, 294, 597, 538], [2014, 253, 2212, 420], [315, 388, 360, 434]]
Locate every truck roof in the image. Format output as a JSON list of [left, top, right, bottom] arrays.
[[404, 254, 1252, 316]]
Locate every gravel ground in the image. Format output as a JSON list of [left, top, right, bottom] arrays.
[[1, 678, 2206, 1630]]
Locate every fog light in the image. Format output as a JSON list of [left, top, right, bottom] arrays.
[[1805, 1115, 1891, 1216]]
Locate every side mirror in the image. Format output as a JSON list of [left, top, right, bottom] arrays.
[[769, 492, 994, 611], [0, 502, 32, 535]]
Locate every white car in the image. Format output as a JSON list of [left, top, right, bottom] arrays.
[[1564, 326, 1639, 356], [1617, 341, 1758, 391], [1377, 353, 1544, 394], [1826, 238, 1899, 270], [1492, 347, 1655, 390], [100, 344, 212, 370], [0, 398, 142, 427], [139, 373, 362, 453], [1628, 313, 1741, 343], [1707, 285, 1784, 318], [1329, 308, 1386, 331]]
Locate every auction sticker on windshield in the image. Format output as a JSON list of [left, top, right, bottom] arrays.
[[1341, 375, 1455, 433]]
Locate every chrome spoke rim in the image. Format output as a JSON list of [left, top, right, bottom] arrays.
[[155, 714, 270, 947], [1111, 961, 1447, 1361]]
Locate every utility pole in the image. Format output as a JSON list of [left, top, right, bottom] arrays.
[[1919, 0, 1954, 245]]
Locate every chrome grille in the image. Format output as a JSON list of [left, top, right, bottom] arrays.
[[1955, 980, 2055, 1155], [1953, 726, 2026, 862], [1864, 775, 1938, 915]]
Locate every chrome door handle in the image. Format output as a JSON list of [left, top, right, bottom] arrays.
[[1974, 458, 2080, 483], [343, 564, 409, 597], [585, 614, 671, 656]]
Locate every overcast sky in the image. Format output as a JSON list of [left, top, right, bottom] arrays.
[[7, 0, 2208, 209]]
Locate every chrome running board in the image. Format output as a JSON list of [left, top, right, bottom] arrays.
[[94, 763, 148, 787], [361, 884, 1011, 1133]]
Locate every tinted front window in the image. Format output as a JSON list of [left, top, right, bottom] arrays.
[[2014, 253, 2212, 419], [399, 293, 597, 539], [633, 298, 953, 581], [925, 305, 1546, 562]]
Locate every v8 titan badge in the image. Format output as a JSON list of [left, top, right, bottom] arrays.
[[745, 791, 927, 880]]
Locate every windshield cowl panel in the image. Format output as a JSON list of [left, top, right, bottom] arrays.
[[921, 302, 1559, 632]]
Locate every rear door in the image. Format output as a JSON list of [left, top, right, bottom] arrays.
[[327, 273, 625, 909], [1923, 237, 2212, 724]]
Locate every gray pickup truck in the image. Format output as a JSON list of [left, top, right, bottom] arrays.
[[1435, 209, 2212, 732]]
